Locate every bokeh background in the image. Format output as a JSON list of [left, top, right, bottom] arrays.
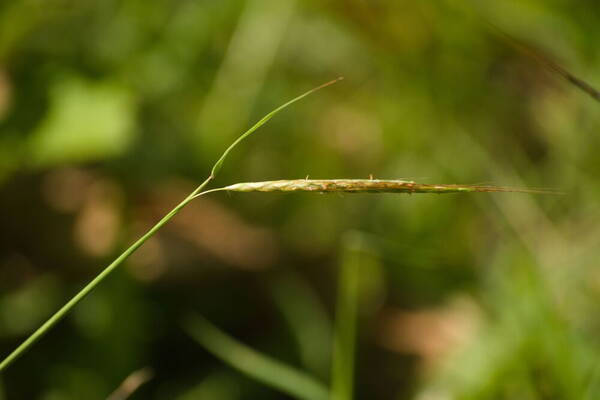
[[1, 0, 600, 399]]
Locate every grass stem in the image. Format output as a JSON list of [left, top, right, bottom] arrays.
[[0, 79, 340, 373]]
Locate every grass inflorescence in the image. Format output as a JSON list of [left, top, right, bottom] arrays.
[[0, 77, 555, 383], [220, 179, 556, 194]]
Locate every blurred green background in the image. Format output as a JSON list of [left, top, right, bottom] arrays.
[[1, 0, 600, 399]]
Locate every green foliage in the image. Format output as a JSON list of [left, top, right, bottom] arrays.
[[28, 77, 136, 166]]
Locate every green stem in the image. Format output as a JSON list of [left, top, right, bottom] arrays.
[[331, 233, 365, 400], [0, 78, 340, 373]]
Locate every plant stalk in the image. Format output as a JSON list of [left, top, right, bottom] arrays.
[[0, 78, 341, 373]]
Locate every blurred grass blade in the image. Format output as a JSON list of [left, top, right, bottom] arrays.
[[331, 232, 369, 400], [488, 24, 600, 103], [453, 2, 600, 103], [184, 313, 329, 400], [196, 0, 297, 153], [270, 273, 332, 377]]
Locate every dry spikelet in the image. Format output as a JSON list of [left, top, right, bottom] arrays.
[[222, 179, 555, 194]]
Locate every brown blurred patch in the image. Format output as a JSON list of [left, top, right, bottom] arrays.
[[42, 167, 95, 213], [319, 104, 383, 165], [73, 179, 122, 257], [0, 67, 12, 120], [135, 181, 277, 272], [329, 0, 434, 52], [376, 296, 481, 370], [107, 367, 153, 400], [42, 168, 123, 257]]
